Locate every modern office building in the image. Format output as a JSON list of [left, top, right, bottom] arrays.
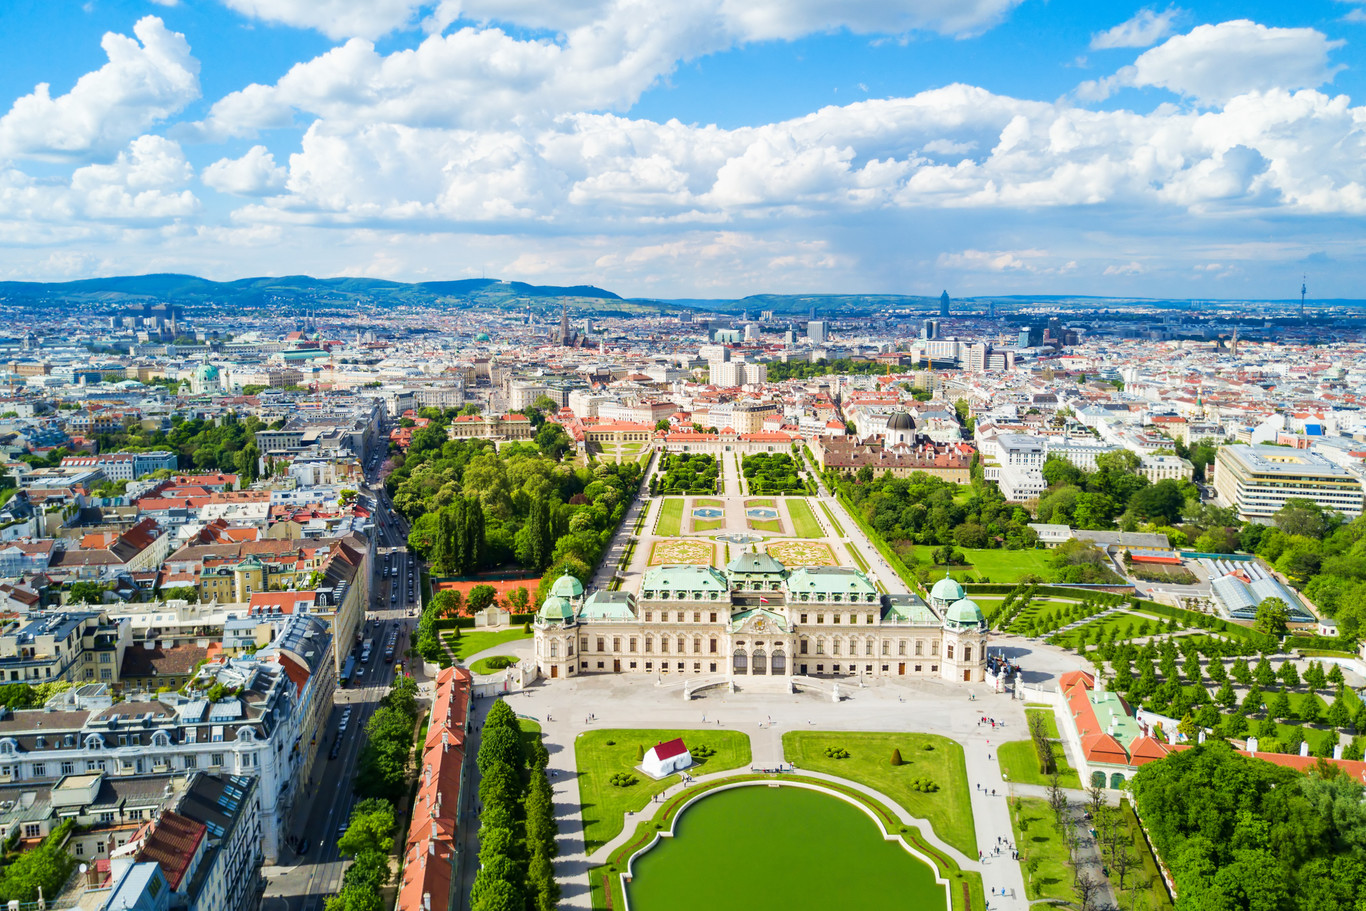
[[1213, 445, 1364, 520]]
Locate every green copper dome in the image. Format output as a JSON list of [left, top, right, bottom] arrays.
[[537, 595, 575, 623], [929, 573, 965, 604], [550, 573, 584, 600], [946, 597, 986, 628]]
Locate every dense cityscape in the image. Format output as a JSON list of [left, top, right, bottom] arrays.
[[0, 283, 1359, 911]]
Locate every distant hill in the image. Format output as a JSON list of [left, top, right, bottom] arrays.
[[0, 273, 623, 310]]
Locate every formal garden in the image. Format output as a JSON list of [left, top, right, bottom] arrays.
[[765, 540, 838, 566], [740, 452, 807, 495], [651, 453, 719, 495], [648, 539, 716, 566], [785, 498, 824, 538]]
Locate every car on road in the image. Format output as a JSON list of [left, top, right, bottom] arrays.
[[297, 839, 311, 856]]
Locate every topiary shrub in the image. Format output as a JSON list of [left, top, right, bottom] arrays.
[[609, 772, 639, 788], [691, 745, 716, 759], [637, 744, 646, 761], [824, 746, 850, 759], [890, 748, 903, 766]]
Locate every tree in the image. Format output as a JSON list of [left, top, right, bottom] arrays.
[[467, 584, 498, 614], [1128, 479, 1186, 525], [1304, 661, 1328, 690], [1253, 597, 1291, 638], [1327, 697, 1352, 730], [1268, 688, 1292, 720], [1272, 497, 1330, 539], [890, 748, 903, 766], [534, 422, 572, 461], [504, 586, 530, 614], [1300, 694, 1322, 725], [1253, 657, 1277, 688], [67, 581, 106, 605], [1278, 662, 1300, 688], [1327, 664, 1346, 687], [337, 799, 396, 857]]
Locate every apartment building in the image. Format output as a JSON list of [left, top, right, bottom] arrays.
[[1213, 444, 1365, 520], [0, 611, 131, 685]]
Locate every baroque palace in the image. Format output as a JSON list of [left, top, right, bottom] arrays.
[[533, 551, 988, 683]]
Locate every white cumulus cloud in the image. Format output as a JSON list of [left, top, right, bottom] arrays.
[[0, 17, 199, 160], [1090, 8, 1180, 49], [1079, 20, 1345, 105], [71, 134, 198, 218], [202, 146, 288, 196]]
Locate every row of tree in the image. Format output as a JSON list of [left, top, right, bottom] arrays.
[[0, 820, 76, 903], [354, 675, 421, 803], [324, 799, 397, 911], [471, 699, 559, 911]]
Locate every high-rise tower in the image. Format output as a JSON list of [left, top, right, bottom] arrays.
[[1301, 276, 1307, 320], [939, 290, 950, 318]]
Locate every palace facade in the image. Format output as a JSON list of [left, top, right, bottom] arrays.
[[533, 554, 987, 684]]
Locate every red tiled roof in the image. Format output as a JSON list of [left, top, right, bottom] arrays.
[[650, 737, 688, 761]]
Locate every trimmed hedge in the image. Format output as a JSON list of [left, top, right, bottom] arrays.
[[435, 612, 535, 631]]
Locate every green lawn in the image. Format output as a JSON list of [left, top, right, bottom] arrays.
[[818, 501, 846, 536], [745, 497, 777, 507], [692, 518, 724, 532], [1009, 797, 1077, 904], [469, 654, 519, 675], [1114, 800, 1177, 910], [694, 498, 723, 507], [575, 729, 752, 852], [959, 548, 1053, 582], [656, 498, 684, 536], [845, 544, 870, 573], [998, 739, 1082, 789], [783, 731, 976, 856], [442, 628, 531, 662], [748, 518, 783, 533], [786, 499, 823, 538]]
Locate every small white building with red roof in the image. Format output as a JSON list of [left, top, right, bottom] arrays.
[[642, 737, 693, 778]]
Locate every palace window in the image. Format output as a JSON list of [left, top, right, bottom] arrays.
[[866, 613, 875, 624], [816, 614, 824, 624], [915, 640, 923, 656], [832, 640, 841, 655], [815, 640, 824, 655], [800, 640, 808, 654], [833, 614, 840, 624], [964, 646, 972, 662], [709, 638, 718, 653], [693, 613, 701, 623], [549, 643, 558, 658], [865, 640, 874, 656], [710, 613, 718, 623], [581, 637, 589, 651], [645, 638, 653, 653], [947, 644, 955, 659], [644, 612, 652, 622], [629, 637, 637, 652], [932, 641, 940, 656], [800, 614, 808, 624], [881, 641, 889, 656], [661, 639, 670, 653], [596, 638, 605, 652], [612, 638, 621, 653]]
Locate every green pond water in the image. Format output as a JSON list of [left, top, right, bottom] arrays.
[[626, 786, 945, 910]]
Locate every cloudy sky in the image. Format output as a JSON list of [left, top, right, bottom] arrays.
[[1, 0, 1364, 299]]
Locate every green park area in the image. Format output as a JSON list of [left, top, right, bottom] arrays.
[[783, 731, 976, 856], [441, 627, 531, 663], [655, 498, 684, 536], [998, 739, 1081, 789], [786, 498, 823, 538], [627, 786, 944, 911], [575, 729, 752, 852], [1008, 797, 1077, 904], [909, 547, 1054, 582]]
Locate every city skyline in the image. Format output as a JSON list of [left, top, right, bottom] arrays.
[[2, 1, 1366, 298]]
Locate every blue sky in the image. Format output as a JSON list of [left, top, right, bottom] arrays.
[[1, 0, 1365, 299]]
